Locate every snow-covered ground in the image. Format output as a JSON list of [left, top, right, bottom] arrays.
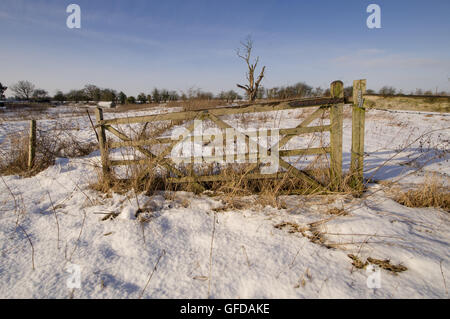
[[0, 105, 448, 298]]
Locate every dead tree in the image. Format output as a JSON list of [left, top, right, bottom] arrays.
[[236, 37, 265, 102]]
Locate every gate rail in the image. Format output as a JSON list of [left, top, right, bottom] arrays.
[[95, 79, 366, 193]]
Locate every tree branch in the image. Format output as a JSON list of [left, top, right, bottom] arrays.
[[255, 66, 266, 87], [236, 84, 250, 91]]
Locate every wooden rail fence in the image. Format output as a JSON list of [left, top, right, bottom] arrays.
[[95, 80, 367, 193]]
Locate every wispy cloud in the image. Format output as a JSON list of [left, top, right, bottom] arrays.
[[354, 48, 386, 55], [0, 11, 11, 19], [1, 1, 449, 95], [332, 51, 448, 69], [1, 20, 162, 52], [70, 28, 163, 48]]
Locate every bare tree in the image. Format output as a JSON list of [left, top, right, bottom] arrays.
[[236, 37, 266, 102], [378, 86, 396, 96], [11, 80, 35, 100], [118, 91, 127, 104], [84, 84, 101, 101], [0, 82, 7, 100], [32, 89, 49, 102], [137, 92, 147, 104], [32, 89, 48, 98]]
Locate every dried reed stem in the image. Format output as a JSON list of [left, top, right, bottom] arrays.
[[139, 249, 166, 299], [208, 212, 217, 298]]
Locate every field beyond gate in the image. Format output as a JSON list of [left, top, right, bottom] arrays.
[[95, 80, 366, 194]]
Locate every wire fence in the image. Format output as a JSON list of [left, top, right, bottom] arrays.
[[369, 108, 450, 117]]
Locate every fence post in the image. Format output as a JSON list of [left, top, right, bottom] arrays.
[[95, 108, 110, 181], [27, 120, 36, 169], [351, 79, 366, 191], [329, 80, 344, 190]]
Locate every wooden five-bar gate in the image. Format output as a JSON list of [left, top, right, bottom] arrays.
[[95, 80, 367, 193]]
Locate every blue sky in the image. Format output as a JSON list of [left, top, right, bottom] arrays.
[[1, 0, 449, 97]]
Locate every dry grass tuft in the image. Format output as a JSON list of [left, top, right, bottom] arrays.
[[274, 220, 330, 247], [367, 257, 408, 273], [90, 121, 180, 195], [327, 207, 348, 216], [348, 254, 408, 274], [348, 254, 368, 269], [0, 133, 32, 176], [0, 122, 97, 177], [391, 175, 449, 211], [205, 163, 331, 209], [274, 221, 305, 234], [0, 133, 52, 177], [364, 95, 450, 113]]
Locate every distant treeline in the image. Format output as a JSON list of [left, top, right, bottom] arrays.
[[3, 80, 448, 105]]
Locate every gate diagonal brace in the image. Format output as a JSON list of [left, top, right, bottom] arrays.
[[206, 111, 325, 192], [104, 124, 205, 192]]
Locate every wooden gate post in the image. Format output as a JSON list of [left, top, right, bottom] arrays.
[[95, 108, 110, 181], [351, 79, 366, 191], [329, 80, 344, 190], [27, 119, 36, 169]]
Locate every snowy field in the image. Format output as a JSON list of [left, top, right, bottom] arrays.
[[0, 104, 448, 298]]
